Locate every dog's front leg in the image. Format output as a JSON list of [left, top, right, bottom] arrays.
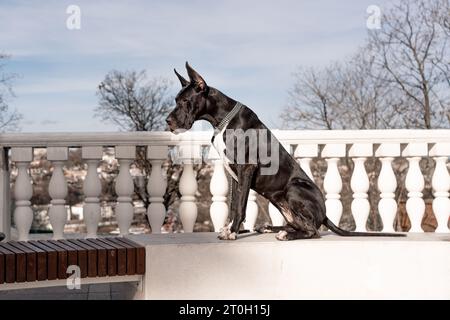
[[218, 165, 255, 240]]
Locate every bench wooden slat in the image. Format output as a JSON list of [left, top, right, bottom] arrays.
[[58, 240, 88, 278], [85, 238, 115, 276], [8, 242, 37, 282], [77, 239, 106, 277], [0, 246, 15, 283], [97, 238, 127, 276], [67, 239, 97, 277], [48, 240, 78, 272], [106, 237, 136, 275], [0, 243, 26, 282], [28, 240, 58, 280], [117, 237, 145, 275], [18, 241, 47, 281], [35, 240, 67, 279]]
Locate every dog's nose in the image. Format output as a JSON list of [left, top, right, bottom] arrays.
[[166, 117, 173, 126]]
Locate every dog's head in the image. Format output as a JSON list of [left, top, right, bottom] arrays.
[[166, 62, 209, 133]]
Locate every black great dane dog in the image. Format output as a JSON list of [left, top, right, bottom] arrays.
[[166, 63, 405, 240]]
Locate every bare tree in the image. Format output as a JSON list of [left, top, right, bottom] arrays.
[[370, 0, 449, 128], [282, 47, 399, 129], [0, 53, 22, 132], [283, 0, 449, 130], [435, 0, 450, 35], [431, 0, 450, 124], [282, 67, 332, 129], [336, 47, 404, 129], [95, 70, 174, 131]]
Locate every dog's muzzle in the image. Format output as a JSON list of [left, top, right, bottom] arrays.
[[166, 116, 177, 132]]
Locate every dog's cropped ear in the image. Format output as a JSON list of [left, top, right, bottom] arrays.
[[174, 68, 189, 87], [186, 62, 207, 91]]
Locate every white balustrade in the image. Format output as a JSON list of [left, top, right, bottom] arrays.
[[147, 146, 168, 234], [0, 130, 449, 239], [429, 143, 450, 233], [178, 144, 201, 232], [294, 144, 318, 181], [244, 189, 258, 231], [322, 144, 346, 227], [0, 147, 11, 240], [349, 143, 372, 232], [47, 147, 68, 239], [208, 146, 228, 232], [11, 147, 33, 241], [402, 143, 428, 232], [115, 146, 136, 235], [375, 143, 400, 232], [82, 146, 103, 238], [269, 203, 286, 226]]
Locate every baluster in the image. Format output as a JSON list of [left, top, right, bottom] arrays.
[[178, 144, 201, 232], [11, 147, 33, 241], [0, 147, 11, 240], [294, 144, 318, 181], [402, 143, 427, 232], [322, 144, 346, 227], [208, 147, 228, 232], [430, 143, 450, 233], [115, 146, 136, 235], [269, 203, 286, 226], [375, 143, 400, 232], [82, 146, 103, 238], [47, 147, 68, 239], [349, 143, 372, 232], [147, 146, 168, 234], [244, 190, 258, 231]]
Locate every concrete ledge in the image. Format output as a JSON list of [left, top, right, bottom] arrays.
[[129, 232, 450, 300]]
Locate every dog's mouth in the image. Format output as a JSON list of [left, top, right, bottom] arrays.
[[167, 120, 194, 134], [167, 124, 178, 133]]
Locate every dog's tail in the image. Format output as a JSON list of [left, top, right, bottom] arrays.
[[323, 218, 406, 237]]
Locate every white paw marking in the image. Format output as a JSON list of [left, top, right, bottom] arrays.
[[276, 230, 288, 241], [218, 226, 237, 240]]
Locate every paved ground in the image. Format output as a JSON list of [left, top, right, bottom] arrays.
[[0, 282, 139, 300]]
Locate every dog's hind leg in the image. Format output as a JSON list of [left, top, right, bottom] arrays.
[[274, 205, 320, 240], [273, 184, 321, 240]]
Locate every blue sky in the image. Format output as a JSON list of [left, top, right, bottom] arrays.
[[0, 0, 390, 132]]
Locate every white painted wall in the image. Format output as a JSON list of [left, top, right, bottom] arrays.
[[133, 233, 450, 300]]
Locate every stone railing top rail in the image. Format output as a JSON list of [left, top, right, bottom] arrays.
[[0, 129, 449, 148]]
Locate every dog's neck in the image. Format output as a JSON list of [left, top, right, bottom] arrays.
[[199, 88, 238, 128]]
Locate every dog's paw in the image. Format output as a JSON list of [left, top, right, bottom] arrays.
[[255, 223, 274, 233], [218, 226, 237, 240], [218, 226, 230, 238], [276, 230, 289, 241]]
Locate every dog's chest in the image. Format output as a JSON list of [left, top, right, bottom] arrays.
[[212, 128, 238, 181]]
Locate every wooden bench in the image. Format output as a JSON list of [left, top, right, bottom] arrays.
[[0, 237, 145, 289]]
